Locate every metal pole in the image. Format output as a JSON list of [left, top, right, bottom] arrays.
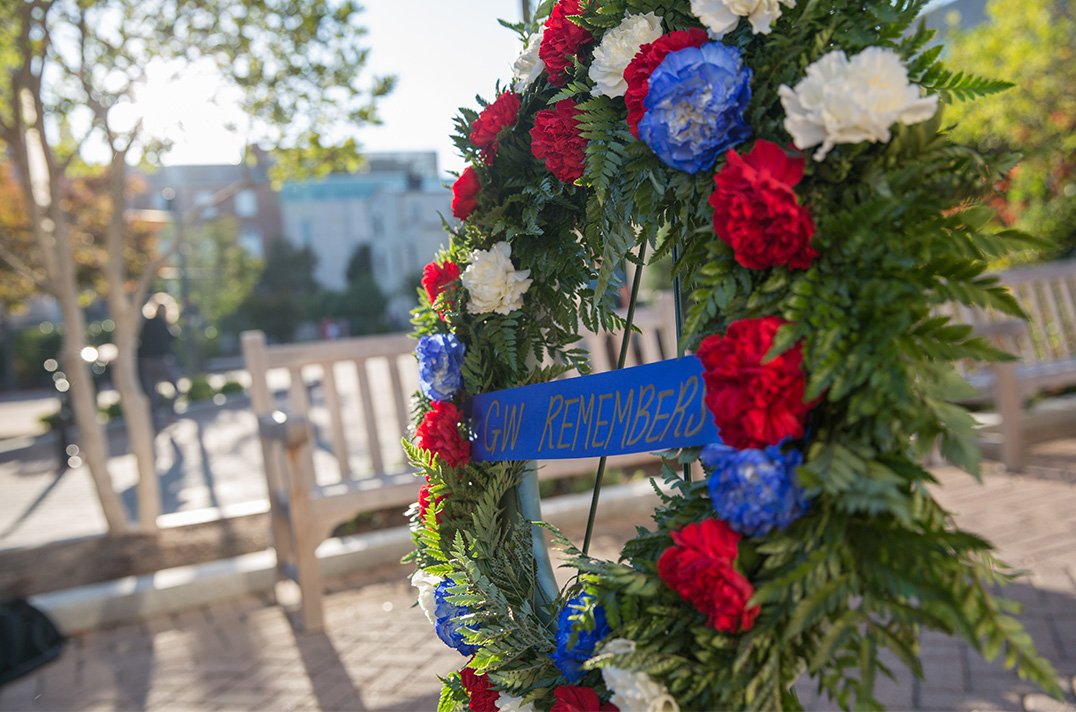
[[516, 462, 557, 623], [164, 187, 195, 374], [671, 243, 691, 483], [521, 0, 531, 24], [582, 240, 647, 555]]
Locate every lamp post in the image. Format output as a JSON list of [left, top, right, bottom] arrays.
[[161, 186, 198, 372]]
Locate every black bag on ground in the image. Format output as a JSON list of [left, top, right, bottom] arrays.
[[0, 599, 65, 686]]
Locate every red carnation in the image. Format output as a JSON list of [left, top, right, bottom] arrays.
[[417, 483, 444, 524], [551, 685, 618, 712], [460, 667, 500, 712], [470, 92, 521, 164], [539, 0, 594, 87], [711, 140, 817, 270], [422, 260, 461, 319], [657, 519, 759, 634], [452, 167, 481, 220], [623, 28, 708, 138], [531, 99, 588, 183], [416, 401, 470, 468], [695, 316, 810, 450]]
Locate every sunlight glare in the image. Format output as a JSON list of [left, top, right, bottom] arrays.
[[129, 58, 246, 165]]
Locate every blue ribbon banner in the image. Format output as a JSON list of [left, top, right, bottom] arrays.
[[471, 356, 720, 461]]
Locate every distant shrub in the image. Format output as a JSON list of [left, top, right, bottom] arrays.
[[13, 326, 63, 388], [185, 374, 215, 402], [218, 380, 245, 396], [39, 411, 62, 429]]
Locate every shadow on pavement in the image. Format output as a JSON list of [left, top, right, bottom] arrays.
[[292, 628, 367, 711]]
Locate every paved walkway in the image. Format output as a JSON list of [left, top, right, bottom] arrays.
[[2, 446, 1074, 712], [0, 359, 418, 551], [0, 402, 268, 549]]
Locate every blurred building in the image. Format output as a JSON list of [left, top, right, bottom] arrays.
[[280, 151, 451, 325], [924, 0, 987, 31], [129, 148, 282, 258]]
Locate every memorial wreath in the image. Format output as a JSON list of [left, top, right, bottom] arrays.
[[404, 1, 1061, 710]]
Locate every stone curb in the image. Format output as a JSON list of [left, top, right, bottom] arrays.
[[30, 479, 665, 635]]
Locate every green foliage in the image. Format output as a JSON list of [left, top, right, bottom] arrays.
[[184, 374, 215, 402], [218, 379, 245, 396], [404, 1, 1061, 710], [311, 245, 390, 335], [941, 0, 1076, 258], [9, 324, 63, 388], [233, 235, 319, 342], [184, 218, 263, 332]]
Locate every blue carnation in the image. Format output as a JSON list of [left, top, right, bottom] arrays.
[[433, 579, 479, 656], [638, 42, 752, 173], [416, 334, 466, 402], [701, 441, 808, 537], [551, 592, 610, 682]]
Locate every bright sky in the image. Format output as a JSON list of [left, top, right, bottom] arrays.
[[149, 1, 525, 177], [141, 0, 959, 175]]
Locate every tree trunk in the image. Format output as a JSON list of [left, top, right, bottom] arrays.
[[105, 153, 160, 532], [111, 317, 160, 531], [51, 223, 130, 535], [4, 0, 128, 535]]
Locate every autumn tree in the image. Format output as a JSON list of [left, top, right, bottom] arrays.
[[943, 0, 1076, 257], [0, 0, 392, 533]]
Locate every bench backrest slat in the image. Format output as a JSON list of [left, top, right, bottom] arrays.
[[1002, 262, 1076, 364], [354, 358, 385, 476], [320, 362, 352, 478], [387, 355, 412, 448]]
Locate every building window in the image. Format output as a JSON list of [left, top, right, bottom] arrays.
[[235, 189, 258, 217], [239, 226, 263, 257], [194, 191, 217, 220]]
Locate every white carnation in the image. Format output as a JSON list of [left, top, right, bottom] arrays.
[[461, 242, 532, 315], [497, 693, 538, 712], [589, 13, 664, 98], [778, 46, 939, 161], [410, 569, 442, 625], [512, 26, 546, 90], [599, 639, 680, 712], [690, 0, 795, 37]]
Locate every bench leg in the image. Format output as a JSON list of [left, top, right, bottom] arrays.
[[293, 524, 325, 632], [285, 440, 326, 632], [994, 362, 1023, 472]]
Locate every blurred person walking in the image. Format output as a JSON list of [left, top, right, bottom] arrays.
[[138, 295, 180, 427]]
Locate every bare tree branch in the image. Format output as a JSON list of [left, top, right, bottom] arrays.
[[131, 177, 255, 309], [116, 119, 143, 156], [0, 239, 52, 294], [57, 127, 95, 173]]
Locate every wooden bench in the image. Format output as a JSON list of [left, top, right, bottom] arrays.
[[949, 259, 1076, 471], [241, 292, 679, 631]]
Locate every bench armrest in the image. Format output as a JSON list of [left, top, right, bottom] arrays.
[[257, 411, 310, 449]]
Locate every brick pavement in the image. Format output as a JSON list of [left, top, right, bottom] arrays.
[[2, 443, 1074, 712]]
